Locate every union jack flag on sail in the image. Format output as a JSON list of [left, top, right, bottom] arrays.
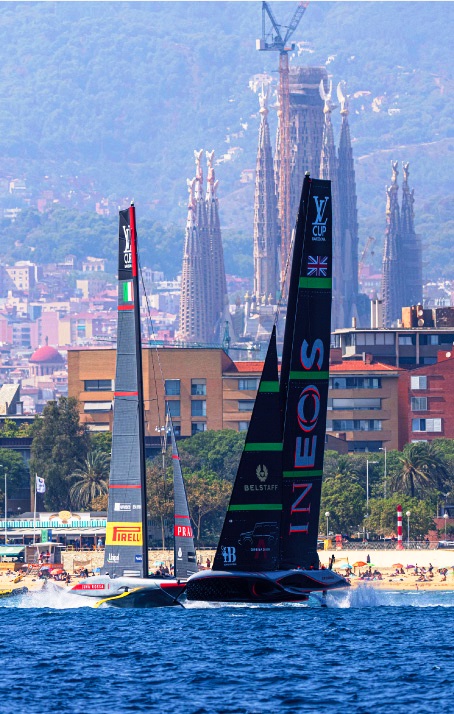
[[307, 255, 328, 277]]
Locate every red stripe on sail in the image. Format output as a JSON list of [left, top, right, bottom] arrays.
[[175, 514, 190, 519], [172, 455, 180, 460], [130, 205, 137, 277], [109, 484, 141, 489], [118, 305, 134, 311], [114, 391, 138, 396]]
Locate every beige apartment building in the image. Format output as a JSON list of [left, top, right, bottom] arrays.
[[69, 347, 403, 452], [69, 347, 231, 436]]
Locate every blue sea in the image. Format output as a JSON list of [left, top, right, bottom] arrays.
[[0, 586, 452, 714]]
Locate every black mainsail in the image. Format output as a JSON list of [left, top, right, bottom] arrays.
[[213, 327, 282, 572], [279, 176, 333, 569], [104, 204, 149, 578], [171, 426, 198, 579], [186, 175, 348, 602]]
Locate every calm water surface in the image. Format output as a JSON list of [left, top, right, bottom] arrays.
[[0, 586, 452, 714]]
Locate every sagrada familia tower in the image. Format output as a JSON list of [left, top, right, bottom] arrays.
[[178, 150, 228, 343], [178, 67, 421, 348], [381, 161, 422, 327], [247, 67, 361, 337]]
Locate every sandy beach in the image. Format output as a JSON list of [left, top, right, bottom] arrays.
[[2, 547, 454, 596]]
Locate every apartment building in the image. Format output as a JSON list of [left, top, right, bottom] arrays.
[[327, 355, 401, 451], [332, 326, 454, 368], [398, 351, 454, 448], [68, 347, 231, 436]]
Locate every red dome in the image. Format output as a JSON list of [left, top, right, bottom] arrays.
[[30, 345, 64, 364]]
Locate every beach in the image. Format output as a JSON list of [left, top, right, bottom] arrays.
[[1, 547, 452, 596]]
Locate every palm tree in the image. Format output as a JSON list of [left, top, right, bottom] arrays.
[[67, 450, 110, 510], [394, 441, 449, 498]]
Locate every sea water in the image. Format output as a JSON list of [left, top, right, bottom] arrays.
[[0, 586, 452, 714]]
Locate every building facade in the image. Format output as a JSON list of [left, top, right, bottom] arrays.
[[398, 351, 454, 449]]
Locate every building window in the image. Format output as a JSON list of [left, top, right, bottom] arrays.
[[329, 398, 381, 410], [191, 422, 207, 435], [191, 379, 206, 396], [399, 335, 414, 346], [351, 441, 383, 453], [238, 421, 249, 432], [84, 402, 112, 412], [410, 376, 427, 390], [411, 397, 428, 411], [166, 400, 180, 418], [329, 377, 381, 390], [238, 378, 259, 391], [412, 418, 442, 433], [191, 400, 206, 417], [238, 400, 255, 412], [173, 423, 181, 437], [328, 419, 382, 432], [165, 379, 180, 396], [84, 379, 113, 391]]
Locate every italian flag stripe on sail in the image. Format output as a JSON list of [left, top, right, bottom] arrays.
[[123, 281, 133, 303]]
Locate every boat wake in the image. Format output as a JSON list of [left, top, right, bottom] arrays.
[[1, 583, 98, 609], [326, 586, 454, 609]]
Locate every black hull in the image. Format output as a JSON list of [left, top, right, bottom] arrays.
[[101, 584, 185, 608], [186, 569, 349, 604]]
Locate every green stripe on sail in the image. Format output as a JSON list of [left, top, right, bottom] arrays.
[[229, 504, 282, 511], [299, 277, 332, 289], [259, 381, 279, 392], [244, 443, 283, 452], [283, 470, 323, 478], [289, 371, 329, 381]]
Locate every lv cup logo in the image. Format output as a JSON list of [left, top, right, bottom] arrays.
[[312, 196, 329, 241]]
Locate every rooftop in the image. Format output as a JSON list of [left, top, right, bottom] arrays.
[[329, 360, 401, 373]]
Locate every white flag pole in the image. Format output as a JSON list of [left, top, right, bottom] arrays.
[[33, 474, 37, 545]]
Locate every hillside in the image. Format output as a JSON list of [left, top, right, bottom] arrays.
[[0, 1, 451, 280]]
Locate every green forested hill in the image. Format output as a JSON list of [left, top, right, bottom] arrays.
[[0, 1, 452, 280]]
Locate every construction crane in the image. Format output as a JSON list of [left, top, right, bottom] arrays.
[[257, 1, 309, 294], [358, 236, 376, 280]]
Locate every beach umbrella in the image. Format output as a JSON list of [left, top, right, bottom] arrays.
[[353, 561, 367, 567], [344, 564, 353, 569], [392, 563, 404, 569], [50, 568, 63, 575], [406, 565, 415, 569], [94, 567, 101, 573], [39, 565, 50, 571], [153, 560, 165, 567]]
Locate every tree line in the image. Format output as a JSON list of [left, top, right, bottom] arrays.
[[1, 397, 453, 544]]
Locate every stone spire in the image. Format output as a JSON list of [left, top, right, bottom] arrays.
[[337, 81, 359, 326], [178, 178, 209, 342], [253, 85, 279, 306], [381, 161, 402, 327], [400, 162, 422, 307], [206, 150, 228, 341], [319, 79, 344, 330]]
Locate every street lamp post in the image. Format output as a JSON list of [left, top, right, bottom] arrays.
[[444, 512, 449, 540], [406, 510, 411, 547], [325, 511, 330, 538], [366, 460, 379, 516], [3, 468, 6, 546], [379, 446, 387, 499]]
